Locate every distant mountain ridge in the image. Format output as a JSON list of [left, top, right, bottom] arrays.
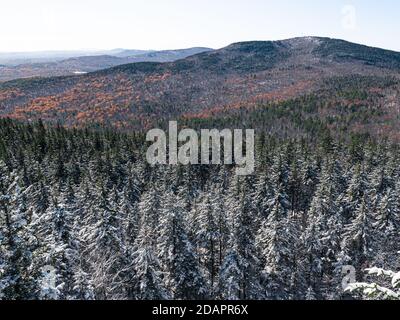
[[0, 49, 152, 65], [0, 47, 212, 81]]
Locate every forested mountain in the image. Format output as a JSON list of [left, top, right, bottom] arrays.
[[0, 119, 399, 299], [0, 37, 399, 137]]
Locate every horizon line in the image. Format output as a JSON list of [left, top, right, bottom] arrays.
[[1, 36, 400, 55]]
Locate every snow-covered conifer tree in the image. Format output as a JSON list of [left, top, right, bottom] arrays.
[[157, 192, 207, 300]]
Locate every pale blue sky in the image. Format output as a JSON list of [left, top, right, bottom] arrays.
[[0, 0, 399, 52]]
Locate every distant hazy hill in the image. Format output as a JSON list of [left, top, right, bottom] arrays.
[[123, 47, 213, 62], [0, 48, 212, 81], [0, 37, 399, 139], [0, 49, 152, 65]]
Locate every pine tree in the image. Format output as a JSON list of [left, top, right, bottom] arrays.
[[157, 192, 207, 300], [342, 193, 375, 276], [342, 165, 368, 221], [303, 159, 343, 297], [210, 184, 229, 279], [82, 185, 125, 299], [218, 248, 242, 300], [194, 191, 218, 296], [120, 178, 141, 242], [129, 205, 170, 300], [137, 187, 162, 247], [0, 175, 38, 299], [257, 189, 295, 299], [223, 177, 263, 300], [253, 171, 273, 219], [373, 186, 400, 266]]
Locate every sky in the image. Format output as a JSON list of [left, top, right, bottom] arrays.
[[0, 0, 399, 52]]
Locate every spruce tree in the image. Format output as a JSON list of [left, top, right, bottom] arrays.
[[157, 192, 207, 300]]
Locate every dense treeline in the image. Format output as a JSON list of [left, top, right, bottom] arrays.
[[181, 76, 400, 143], [0, 119, 399, 300]]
